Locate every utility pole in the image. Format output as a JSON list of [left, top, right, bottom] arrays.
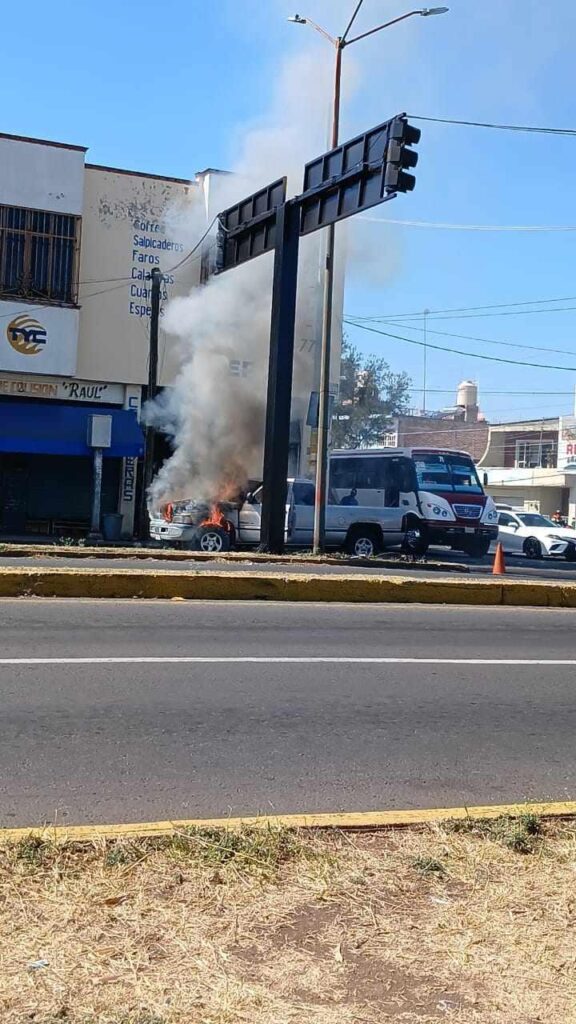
[[289, 5, 449, 553], [138, 267, 162, 542], [423, 308, 429, 413], [313, 41, 342, 555]]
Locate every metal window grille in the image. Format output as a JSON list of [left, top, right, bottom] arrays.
[[515, 440, 557, 469], [0, 204, 81, 305]]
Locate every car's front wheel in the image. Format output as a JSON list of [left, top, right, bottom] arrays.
[[523, 536, 543, 560], [565, 544, 576, 562], [194, 525, 231, 553]]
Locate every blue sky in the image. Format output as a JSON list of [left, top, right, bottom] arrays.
[[4, 0, 576, 422]]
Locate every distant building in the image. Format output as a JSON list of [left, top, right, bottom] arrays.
[[385, 381, 490, 461], [478, 415, 576, 520]]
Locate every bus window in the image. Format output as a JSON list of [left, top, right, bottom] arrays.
[[414, 454, 483, 494], [384, 457, 417, 507], [329, 457, 384, 506]]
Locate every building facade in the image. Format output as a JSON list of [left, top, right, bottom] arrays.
[[479, 416, 576, 520], [0, 133, 336, 537], [385, 381, 490, 461]]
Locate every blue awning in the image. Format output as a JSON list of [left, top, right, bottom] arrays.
[[0, 401, 144, 457]]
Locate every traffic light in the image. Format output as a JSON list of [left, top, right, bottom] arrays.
[[385, 116, 421, 194]]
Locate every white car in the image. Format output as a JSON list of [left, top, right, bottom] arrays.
[[497, 509, 576, 561]]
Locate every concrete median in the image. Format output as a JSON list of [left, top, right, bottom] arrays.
[[0, 565, 576, 605]]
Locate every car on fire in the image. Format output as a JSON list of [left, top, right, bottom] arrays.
[[497, 508, 576, 561], [150, 447, 498, 558]]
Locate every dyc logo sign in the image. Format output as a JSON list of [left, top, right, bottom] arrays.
[[6, 315, 47, 356]]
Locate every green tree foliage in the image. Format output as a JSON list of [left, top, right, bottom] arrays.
[[331, 337, 412, 448]]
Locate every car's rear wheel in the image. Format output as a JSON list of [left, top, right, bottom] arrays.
[[523, 536, 543, 560], [195, 525, 231, 553], [345, 526, 383, 558]]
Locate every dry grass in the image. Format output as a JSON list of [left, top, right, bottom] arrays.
[[2, 819, 576, 1023]]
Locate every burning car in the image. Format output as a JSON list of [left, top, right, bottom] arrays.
[[151, 498, 239, 552]]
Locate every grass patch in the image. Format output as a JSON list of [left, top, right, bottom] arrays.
[[444, 812, 543, 853], [2, 820, 576, 1023], [411, 855, 447, 876]]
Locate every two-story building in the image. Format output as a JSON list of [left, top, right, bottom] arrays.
[[478, 415, 576, 520], [0, 132, 334, 538]]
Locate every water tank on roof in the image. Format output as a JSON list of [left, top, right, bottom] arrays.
[[457, 380, 478, 409]]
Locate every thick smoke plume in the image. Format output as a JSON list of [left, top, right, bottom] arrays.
[[146, 2, 391, 509]]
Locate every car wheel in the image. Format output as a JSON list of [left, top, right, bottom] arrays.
[[195, 525, 231, 553], [523, 537, 543, 560], [345, 527, 382, 558], [402, 521, 429, 556], [565, 545, 576, 562]]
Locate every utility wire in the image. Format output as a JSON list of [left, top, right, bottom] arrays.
[[410, 115, 576, 136], [353, 318, 576, 358], [78, 216, 217, 286], [358, 215, 576, 231], [349, 295, 576, 321], [344, 319, 576, 372]]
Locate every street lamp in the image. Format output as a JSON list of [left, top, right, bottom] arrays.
[[289, 3, 448, 552]]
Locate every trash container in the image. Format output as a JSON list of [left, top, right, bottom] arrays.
[[102, 512, 123, 542]]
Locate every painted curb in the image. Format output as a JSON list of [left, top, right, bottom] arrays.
[[0, 565, 575, 605], [3, 801, 576, 844]]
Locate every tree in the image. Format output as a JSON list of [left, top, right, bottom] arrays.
[[331, 337, 411, 448]]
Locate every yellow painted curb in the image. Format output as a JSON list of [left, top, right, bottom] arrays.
[[0, 565, 574, 606], [3, 801, 576, 844]]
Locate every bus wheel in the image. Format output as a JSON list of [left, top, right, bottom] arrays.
[[345, 526, 383, 558], [403, 520, 429, 556]]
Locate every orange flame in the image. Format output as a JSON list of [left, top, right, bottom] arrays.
[[200, 503, 232, 533]]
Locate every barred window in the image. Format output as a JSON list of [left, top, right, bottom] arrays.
[[0, 204, 80, 305]]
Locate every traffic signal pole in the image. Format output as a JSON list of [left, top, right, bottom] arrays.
[[259, 199, 301, 553]]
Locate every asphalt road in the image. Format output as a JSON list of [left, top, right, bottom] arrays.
[[2, 550, 576, 581], [1, 599, 575, 828]]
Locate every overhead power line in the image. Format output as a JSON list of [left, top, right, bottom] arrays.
[[410, 115, 576, 136], [79, 215, 219, 286], [349, 295, 576, 322], [407, 389, 574, 396], [357, 319, 576, 358], [344, 319, 576, 372], [358, 215, 576, 231]]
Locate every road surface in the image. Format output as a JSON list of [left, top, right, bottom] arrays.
[[1, 599, 575, 828]]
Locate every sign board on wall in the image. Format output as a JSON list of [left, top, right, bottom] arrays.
[[77, 168, 198, 386], [558, 416, 576, 469], [0, 302, 79, 376], [0, 373, 126, 404]]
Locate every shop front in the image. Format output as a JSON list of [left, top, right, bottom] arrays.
[[0, 396, 143, 537]]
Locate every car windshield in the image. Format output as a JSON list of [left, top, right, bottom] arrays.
[[414, 453, 483, 494], [517, 513, 556, 528]]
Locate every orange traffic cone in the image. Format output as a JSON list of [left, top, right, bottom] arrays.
[[492, 542, 506, 575]]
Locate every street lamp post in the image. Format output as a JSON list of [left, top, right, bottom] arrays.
[[289, 4, 448, 552]]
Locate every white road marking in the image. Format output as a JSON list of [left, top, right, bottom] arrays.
[[0, 657, 575, 666]]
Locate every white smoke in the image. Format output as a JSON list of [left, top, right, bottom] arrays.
[[146, 2, 397, 509]]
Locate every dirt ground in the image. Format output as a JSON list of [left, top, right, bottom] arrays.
[[1, 816, 574, 1024]]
